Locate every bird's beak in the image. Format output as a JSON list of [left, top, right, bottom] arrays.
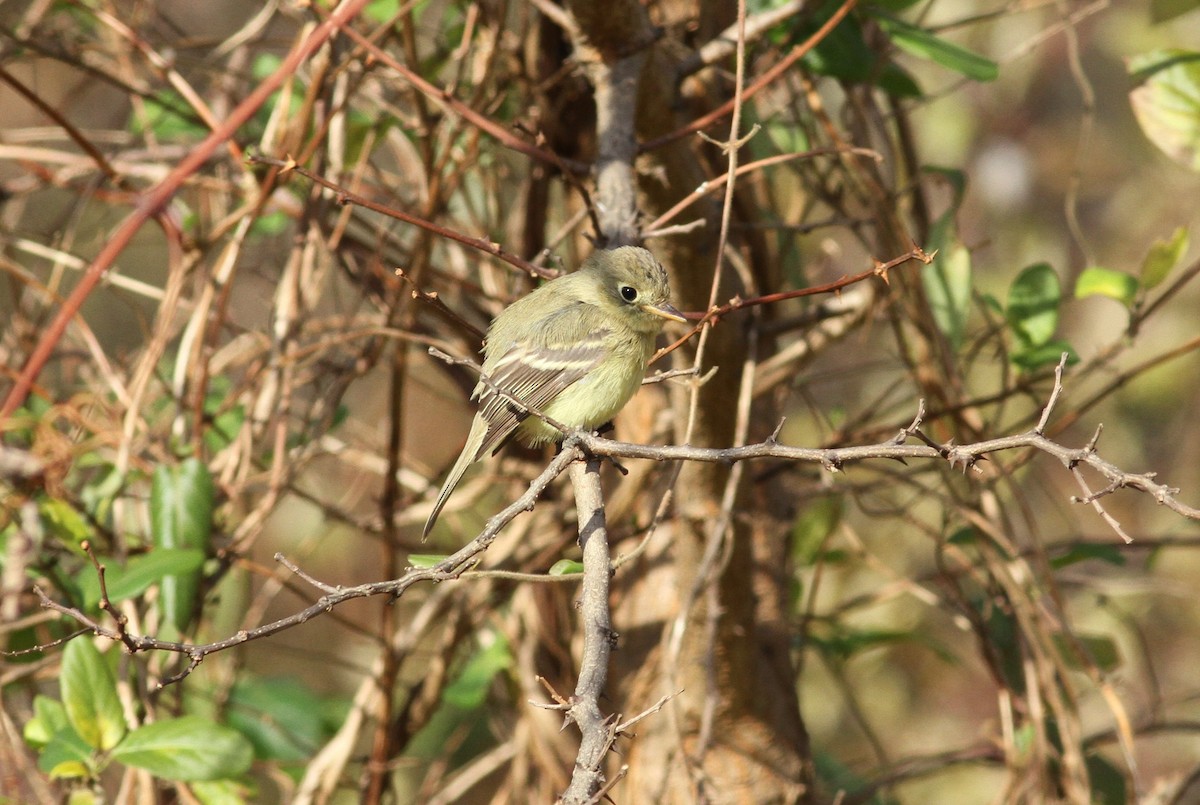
[[642, 302, 687, 323]]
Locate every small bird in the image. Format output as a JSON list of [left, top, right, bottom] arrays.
[[423, 246, 685, 537]]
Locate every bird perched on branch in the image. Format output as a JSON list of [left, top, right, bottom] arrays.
[[423, 246, 685, 537]]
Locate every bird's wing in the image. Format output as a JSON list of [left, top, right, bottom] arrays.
[[472, 328, 609, 459]]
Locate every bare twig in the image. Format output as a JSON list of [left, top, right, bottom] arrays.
[[24, 444, 586, 683], [640, 0, 858, 152], [21, 378, 1195, 676], [0, 0, 374, 420], [252, 155, 553, 279]]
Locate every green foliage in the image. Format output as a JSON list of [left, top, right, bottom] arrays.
[[1086, 752, 1129, 805], [226, 676, 348, 763], [25, 696, 93, 779], [1129, 49, 1200, 170], [926, 242, 973, 348], [408, 553, 448, 568], [813, 749, 902, 805], [77, 548, 205, 610], [1005, 263, 1079, 370], [406, 632, 513, 764], [796, 2, 999, 98], [797, 5, 921, 97], [875, 15, 999, 82], [39, 498, 92, 553], [109, 716, 254, 781], [921, 167, 972, 347], [1006, 263, 1060, 346], [202, 380, 247, 452], [1140, 225, 1190, 290], [127, 91, 207, 141], [1054, 633, 1122, 673], [37, 721, 94, 779], [25, 641, 254, 785], [1072, 225, 1190, 314], [1150, 0, 1200, 23], [548, 558, 584, 575], [190, 779, 257, 805], [791, 495, 843, 566], [61, 640, 126, 752], [1050, 543, 1126, 570], [442, 633, 513, 709], [151, 459, 215, 632], [1075, 267, 1139, 308]]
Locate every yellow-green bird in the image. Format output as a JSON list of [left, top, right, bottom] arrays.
[[423, 246, 685, 537]]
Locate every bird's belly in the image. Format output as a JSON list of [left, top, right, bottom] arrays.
[[519, 346, 648, 445]]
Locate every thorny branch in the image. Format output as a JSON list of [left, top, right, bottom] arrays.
[[19, 356, 1195, 679]]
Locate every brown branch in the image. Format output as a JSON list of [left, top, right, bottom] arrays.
[[640, 0, 859, 153], [677, 0, 808, 78], [643, 147, 882, 236], [0, 0, 374, 420], [21, 356, 1194, 679], [654, 245, 932, 361], [0, 65, 127, 188], [250, 155, 555, 280], [24, 444, 586, 684], [329, 18, 588, 175]]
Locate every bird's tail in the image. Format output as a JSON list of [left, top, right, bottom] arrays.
[[422, 416, 487, 539]]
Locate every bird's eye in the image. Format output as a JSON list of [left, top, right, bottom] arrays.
[[619, 285, 638, 302]]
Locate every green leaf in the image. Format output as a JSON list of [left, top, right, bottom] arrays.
[[1150, 0, 1200, 24], [1140, 225, 1189, 290], [1051, 543, 1127, 570], [249, 211, 290, 239], [1075, 267, 1138, 308], [203, 404, 247, 453], [39, 727, 95, 779], [1129, 49, 1200, 170], [152, 459, 215, 631], [67, 788, 104, 805], [791, 496, 843, 565], [442, 633, 512, 709], [924, 241, 973, 347], [79, 549, 206, 609], [128, 91, 206, 141], [1087, 751, 1128, 805], [1055, 633, 1122, 673], [40, 498, 92, 552], [227, 677, 338, 762], [365, 0, 400, 23], [191, 779, 254, 805], [922, 167, 971, 346], [810, 626, 935, 662], [548, 559, 583, 576], [798, 10, 920, 97], [877, 16, 999, 82], [61, 639, 126, 752], [24, 695, 70, 748], [111, 716, 254, 781], [1011, 340, 1079, 372], [1006, 263, 1061, 347], [947, 527, 979, 547]]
